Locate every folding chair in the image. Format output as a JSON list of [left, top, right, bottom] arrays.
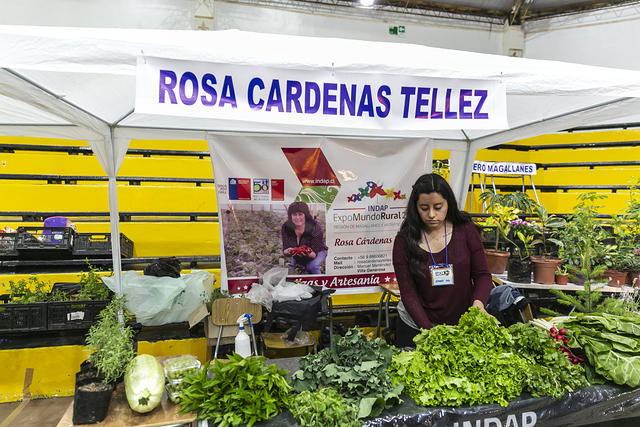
[[210, 298, 262, 359]]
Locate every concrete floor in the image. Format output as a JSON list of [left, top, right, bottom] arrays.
[[0, 396, 72, 427]]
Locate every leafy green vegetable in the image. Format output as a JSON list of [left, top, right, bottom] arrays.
[[289, 387, 360, 427], [202, 287, 230, 312], [561, 313, 640, 387], [507, 322, 589, 397], [177, 354, 291, 427], [389, 308, 527, 407], [291, 327, 402, 419]]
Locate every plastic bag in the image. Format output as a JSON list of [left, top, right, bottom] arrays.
[[102, 270, 213, 326], [247, 282, 274, 311], [261, 267, 288, 289], [272, 281, 314, 302], [144, 257, 182, 278]]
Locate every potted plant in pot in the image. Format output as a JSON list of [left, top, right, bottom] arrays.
[[540, 245, 609, 316], [601, 250, 631, 288], [73, 296, 136, 425], [555, 265, 569, 285], [530, 204, 565, 284], [624, 249, 640, 286], [556, 192, 612, 284], [506, 221, 537, 283], [482, 204, 520, 274]]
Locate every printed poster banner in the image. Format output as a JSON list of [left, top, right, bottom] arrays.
[[209, 135, 431, 294], [472, 161, 537, 176], [136, 57, 508, 132]]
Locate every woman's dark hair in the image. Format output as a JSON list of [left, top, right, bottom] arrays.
[[284, 201, 315, 234], [399, 173, 471, 278]]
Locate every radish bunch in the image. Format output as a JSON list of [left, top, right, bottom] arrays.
[[550, 327, 584, 364]]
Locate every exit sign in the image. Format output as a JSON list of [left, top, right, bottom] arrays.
[[389, 25, 405, 36]]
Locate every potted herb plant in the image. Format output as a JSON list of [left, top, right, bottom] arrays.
[[540, 245, 609, 316], [529, 204, 565, 284], [556, 192, 612, 284], [73, 296, 135, 425], [0, 277, 68, 333], [482, 204, 520, 274], [555, 265, 569, 285]]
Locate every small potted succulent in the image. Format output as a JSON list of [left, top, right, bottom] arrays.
[[555, 265, 569, 285]]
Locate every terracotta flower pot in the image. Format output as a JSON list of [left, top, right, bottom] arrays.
[[555, 274, 569, 285], [532, 257, 563, 284], [604, 269, 628, 288], [485, 249, 510, 274], [627, 272, 640, 287]]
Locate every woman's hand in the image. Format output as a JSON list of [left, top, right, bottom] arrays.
[[472, 300, 495, 318], [308, 250, 316, 259], [283, 248, 292, 256]]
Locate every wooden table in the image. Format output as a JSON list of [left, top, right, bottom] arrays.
[[56, 381, 197, 427], [376, 282, 400, 338]]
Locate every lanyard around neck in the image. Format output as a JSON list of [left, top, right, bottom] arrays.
[[422, 221, 448, 266]]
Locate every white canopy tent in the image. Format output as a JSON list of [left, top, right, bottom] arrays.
[[2, 25, 640, 294]]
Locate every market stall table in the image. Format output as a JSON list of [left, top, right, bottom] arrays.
[[56, 378, 196, 427]]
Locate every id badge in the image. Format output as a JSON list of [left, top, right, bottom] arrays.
[[429, 264, 454, 286]]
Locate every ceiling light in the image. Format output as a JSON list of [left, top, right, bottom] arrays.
[[360, 0, 374, 7]]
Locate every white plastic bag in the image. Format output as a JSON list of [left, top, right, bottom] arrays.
[[261, 267, 288, 289], [272, 281, 314, 302], [102, 270, 213, 326], [247, 282, 274, 311]]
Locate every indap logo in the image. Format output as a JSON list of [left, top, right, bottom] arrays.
[[347, 181, 406, 203]]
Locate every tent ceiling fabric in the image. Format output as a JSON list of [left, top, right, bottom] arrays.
[[1, 24, 640, 184], [2, 25, 640, 295]]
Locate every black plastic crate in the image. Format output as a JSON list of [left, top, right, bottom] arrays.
[[0, 302, 47, 332], [0, 232, 18, 258], [47, 300, 109, 330], [73, 233, 133, 258], [16, 226, 75, 258]]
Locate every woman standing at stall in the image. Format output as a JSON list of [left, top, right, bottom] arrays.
[[393, 173, 492, 347], [282, 201, 328, 274]]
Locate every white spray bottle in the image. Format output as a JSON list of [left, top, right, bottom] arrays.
[[235, 314, 252, 358]]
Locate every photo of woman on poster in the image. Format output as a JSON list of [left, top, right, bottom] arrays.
[[282, 201, 328, 274]]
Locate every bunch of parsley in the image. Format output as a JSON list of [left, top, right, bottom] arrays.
[[291, 327, 402, 419]]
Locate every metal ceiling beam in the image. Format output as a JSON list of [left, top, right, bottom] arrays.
[[517, 0, 640, 21], [227, 0, 640, 25]]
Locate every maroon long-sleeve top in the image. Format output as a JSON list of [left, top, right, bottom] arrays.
[[392, 221, 492, 329]]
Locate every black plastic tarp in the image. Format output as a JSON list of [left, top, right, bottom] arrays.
[[256, 384, 640, 426], [364, 385, 640, 427]]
